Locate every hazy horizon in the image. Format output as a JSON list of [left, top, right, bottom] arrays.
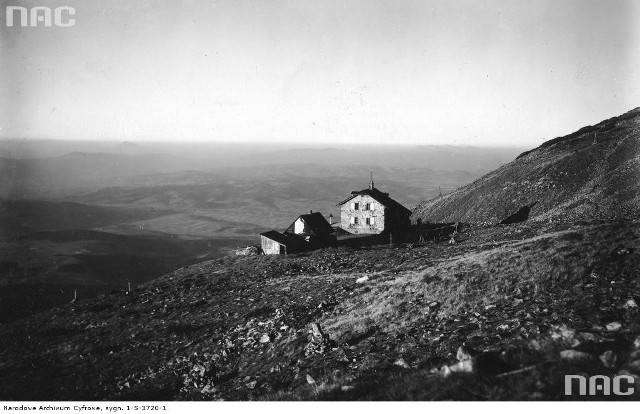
[[0, 136, 531, 147], [2, 0, 639, 146]]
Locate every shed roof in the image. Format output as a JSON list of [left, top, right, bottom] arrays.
[[260, 230, 299, 246], [289, 212, 334, 236], [336, 187, 412, 216]]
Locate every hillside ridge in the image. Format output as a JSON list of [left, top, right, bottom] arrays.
[[1, 219, 639, 400], [412, 107, 640, 224]]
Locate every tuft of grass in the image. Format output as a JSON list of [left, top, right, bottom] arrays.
[[321, 223, 630, 342]]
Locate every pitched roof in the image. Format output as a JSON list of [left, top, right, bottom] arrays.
[[287, 212, 334, 236], [336, 187, 412, 216], [260, 230, 302, 246]]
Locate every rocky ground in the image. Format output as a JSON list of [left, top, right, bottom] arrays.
[[0, 219, 639, 400]]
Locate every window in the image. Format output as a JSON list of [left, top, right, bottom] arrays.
[[350, 217, 358, 225], [352, 202, 359, 210], [365, 203, 370, 210], [369, 203, 375, 211], [366, 217, 375, 225]]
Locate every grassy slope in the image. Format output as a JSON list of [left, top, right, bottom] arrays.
[[0, 219, 638, 400], [412, 108, 640, 224]]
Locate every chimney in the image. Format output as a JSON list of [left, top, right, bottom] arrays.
[[309, 210, 313, 214], [329, 214, 333, 225], [369, 171, 374, 190]]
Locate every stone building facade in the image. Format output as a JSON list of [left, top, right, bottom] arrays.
[[336, 179, 411, 235]]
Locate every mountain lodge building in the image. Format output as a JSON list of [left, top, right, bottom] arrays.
[[336, 177, 411, 235]]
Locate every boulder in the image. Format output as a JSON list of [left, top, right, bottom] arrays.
[[559, 350, 596, 364], [335, 348, 350, 363], [200, 385, 217, 394], [599, 350, 617, 369], [456, 345, 478, 362], [306, 374, 316, 385], [310, 323, 327, 343], [443, 359, 475, 377], [443, 351, 509, 377], [394, 358, 411, 369], [606, 322, 622, 332]]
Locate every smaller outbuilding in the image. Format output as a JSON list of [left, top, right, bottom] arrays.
[[260, 230, 303, 255], [260, 211, 336, 255]]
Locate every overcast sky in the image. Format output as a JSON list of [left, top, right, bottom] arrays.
[[1, 0, 638, 146]]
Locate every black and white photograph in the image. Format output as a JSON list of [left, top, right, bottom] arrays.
[[1, 0, 639, 405]]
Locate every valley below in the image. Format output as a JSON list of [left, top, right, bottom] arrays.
[[0, 142, 521, 322]]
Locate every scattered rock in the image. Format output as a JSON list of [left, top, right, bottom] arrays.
[[456, 345, 478, 362], [496, 324, 511, 332], [306, 374, 316, 385], [623, 299, 638, 309], [246, 381, 257, 390], [442, 351, 511, 377], [269, 364, 281, 373], [550, 325, 580, 347], [335, 348, 350, 363], [559, 350, 596, 364], [394, 358, 411, 369], [606, 322, 622, 332], [443, 359, 475, 377], [549, 325, 602, 349], [305, 323, 336, 356], [356, 276, 369, 284], [341, 385, 354, 392], [259, 334, 271, 343], [200, 385, 217, 394], [599, 351, 617, 369], [310, 324, 326, 342]]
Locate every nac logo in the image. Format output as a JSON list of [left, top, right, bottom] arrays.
[[565, 375, 635, 396], [6, 6, 76, 27]]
